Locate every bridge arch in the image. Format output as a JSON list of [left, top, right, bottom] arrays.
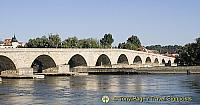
[[133, 56, 142, 64], [0, 55, 16, 74], [68, 54, 87, 68], [145, 57, 151, 64], [162, 59, 166, 64], [154, 58, 159, 64], [166, 60, 171, 66], [96, 54, 111, 66], [31, 54, 56, 73], [117, 54, 129, 64]]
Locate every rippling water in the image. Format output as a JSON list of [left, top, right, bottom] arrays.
[[0, 74, 200, 105]]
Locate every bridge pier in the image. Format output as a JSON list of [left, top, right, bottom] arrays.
[[57, 65, 70, 73], [0, 67, 34, 78], [42, 64, 69, 73]]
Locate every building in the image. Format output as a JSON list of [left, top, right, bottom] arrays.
[[3, 39, 12, 46], [0, 35, 24, 48]]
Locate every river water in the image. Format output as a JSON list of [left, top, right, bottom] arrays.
[[0, 74, 200, 105]]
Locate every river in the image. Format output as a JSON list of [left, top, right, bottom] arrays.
[[0, 74, 200, 105]]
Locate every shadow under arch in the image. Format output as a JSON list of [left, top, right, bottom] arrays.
[[68, 54, 87, 68], [162, 59, 166, 64], [154, 58, 159, 64], [133, 56, 142, 64], [145, 57, 151, 63], [166, 60, 171, 66], [117, 54, 129, 64], [31, 54, 56, 73], [96, 54, 111, 66], [0, 55, 16, 74]]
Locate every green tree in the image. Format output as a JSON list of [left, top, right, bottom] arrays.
[[100, 33, 114, 48], [176, 37, 200, 66], [25, 35, 61, 48], [36, 36, 49, 48], [146, 45, 183, 54], [127, 35, 141, 48], [78, 38, 100, 48], [62, 37, 78, 48], [25, 36, 49, 48], [48, 33, 61, 48], [118, 35, 142, 50]]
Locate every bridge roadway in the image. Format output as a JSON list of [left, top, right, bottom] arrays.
[[0, 48, 176, 76]]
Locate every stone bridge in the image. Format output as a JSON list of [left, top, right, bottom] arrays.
[[0, 48, 176, 74]]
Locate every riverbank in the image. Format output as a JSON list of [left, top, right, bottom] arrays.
[[72, 66, 200, 75], [1, 66, 200, 79], [137, 66, 200, 74]]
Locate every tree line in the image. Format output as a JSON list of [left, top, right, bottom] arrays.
[[25, 33, 113, 48], [175, 37, 200, 66], [145, 45, 183, 54], [24, 33, 142, 50]]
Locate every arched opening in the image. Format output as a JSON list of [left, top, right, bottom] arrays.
[[166, 60, 171, 66], [68, 54, 87, 68], [96, 54, 111, 66], [154, 58, 159, 64], [117, 54, 129, 64], [174, 59, 177, 64], [133, 56, 142, 64], [31, 55, 56, 73], [0, 55, 16, 74], [145, 57, 151, 63], [162, 59, 166, 64]]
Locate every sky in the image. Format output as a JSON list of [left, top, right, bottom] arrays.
[[0, 0, 200, 46]]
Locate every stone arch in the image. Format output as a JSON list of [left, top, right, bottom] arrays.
[[117, 54, 129, 64], [31, 54, 56, 73], [96, 54, 111, 66], [68, 54, 87, 68], [162, 59, 166, 64], [174, 59, 177, 64], [0, 55, 16, 74], [154, 58, 159, 64], [133, 56, 142, 64], [145, 57, 151, 63], [166, 60, 171, 66]]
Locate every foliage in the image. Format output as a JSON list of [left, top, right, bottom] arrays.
[[118, 35, 141, 50], [48, 33, 61, 48], [25, 34, 101, 48], [100, 33, 114, 48], [61, 37, 79, 48], [175, 37, 200, 66], [127, 35, 141, 48], [146, 45, 183, 54], [78, 38, 100, 48], [25, 36, 49, 48]]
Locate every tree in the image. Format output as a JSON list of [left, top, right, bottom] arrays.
[[100, 33, 114, 48], [127, 35, 141, 48], [25, 35, 61, 48], [175, 36, 200, 66], [61, 37, 78, 48], [78, 38, 100, 48], [146, 45, 183, 54], [48, 33, 61, 48], [118, 35, 142, 50]]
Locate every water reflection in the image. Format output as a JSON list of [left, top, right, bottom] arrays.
[[0, 79, 35, 105], [0, 75, 200, 104]]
